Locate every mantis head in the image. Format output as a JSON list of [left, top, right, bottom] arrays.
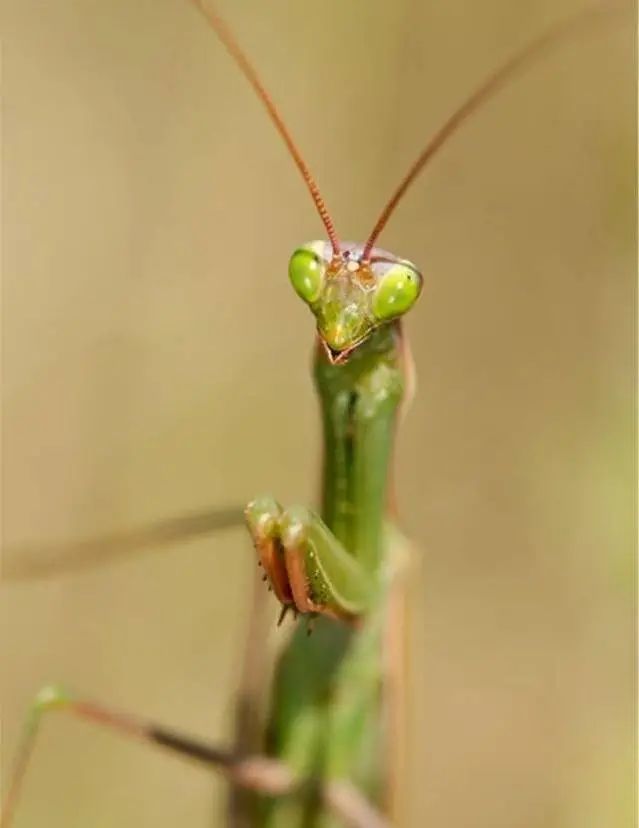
[[289, 241, 423, 364], [189, 0, 625, 365]]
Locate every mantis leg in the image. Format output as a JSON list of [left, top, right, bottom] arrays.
[[2, 506, 246, 581], [245, 498, 375, 623], [0, 685, 248, 828], [0, 686, 386, 828]]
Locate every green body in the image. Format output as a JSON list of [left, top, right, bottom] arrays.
[[247, 321, 409, 826], [4, 6, 621, 826]]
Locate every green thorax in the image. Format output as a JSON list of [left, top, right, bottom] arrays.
[[313, 323, 405, 572]]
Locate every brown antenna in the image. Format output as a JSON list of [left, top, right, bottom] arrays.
[[362, 1, 628, 260], [188, 0, 341, 255]]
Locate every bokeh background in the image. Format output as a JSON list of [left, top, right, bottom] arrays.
[[2, 0, 636, 826]]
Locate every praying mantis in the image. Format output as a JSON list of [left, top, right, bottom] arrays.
[[1, 1, 632, 826]]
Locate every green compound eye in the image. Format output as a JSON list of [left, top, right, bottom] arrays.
[[372, 263, 422, 321], [288, 247, 325, 304]]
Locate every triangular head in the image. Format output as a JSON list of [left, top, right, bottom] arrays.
[[288, 241, 423, 364], [190, 2, 621, 373]]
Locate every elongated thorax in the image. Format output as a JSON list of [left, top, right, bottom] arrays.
[[314, 322, 406, 574]]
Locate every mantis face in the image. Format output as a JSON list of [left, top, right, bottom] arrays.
[[288, 240, 423, 363], [187, 0, 625, 370]]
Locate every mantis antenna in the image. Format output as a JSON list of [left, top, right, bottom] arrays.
[[189, 1, 627, 262], [187, 0, 342, 256], [361, 1, 628, 259]]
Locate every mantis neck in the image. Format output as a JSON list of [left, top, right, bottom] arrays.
[[313, 322, 405, 573]]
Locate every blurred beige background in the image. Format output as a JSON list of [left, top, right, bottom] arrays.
[[1, 0, 635, 826]]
